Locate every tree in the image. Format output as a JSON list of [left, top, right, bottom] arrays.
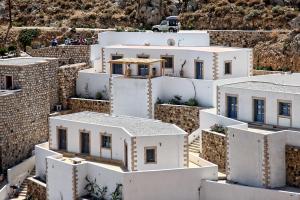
[[4, 0, 12, 46]]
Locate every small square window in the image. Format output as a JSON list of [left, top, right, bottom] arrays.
[[278, 102, 291, 117], [225, 62, 232, 75], [101, 135, 111, 148], [161, 56, 174, 69], [145, 147, 157, 164]]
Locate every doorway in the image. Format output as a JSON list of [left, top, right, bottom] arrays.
[[254, 99, 265, 123], [195, 61, 204, 79], [124, 141, 128, 169]]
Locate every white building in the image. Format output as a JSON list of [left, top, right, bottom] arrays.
[[78, 31, 253, 118], [35, 111, 217, 200]]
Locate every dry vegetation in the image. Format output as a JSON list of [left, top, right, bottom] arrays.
[[0, 0, 299, 30]]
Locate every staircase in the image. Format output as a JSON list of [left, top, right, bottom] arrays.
[[189, 137, 201, 155], [10, 168, 35, 200]]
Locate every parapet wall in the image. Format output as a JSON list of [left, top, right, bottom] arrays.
[[154, 104, 201, 134], [27, 45, 91, 66], [202, 130, 227, 173]]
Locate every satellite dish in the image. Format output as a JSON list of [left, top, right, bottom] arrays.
[[167, 38, 175, 46]]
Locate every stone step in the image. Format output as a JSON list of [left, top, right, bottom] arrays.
[[189, 148, 200, 153], [189, 143, 200, 148]]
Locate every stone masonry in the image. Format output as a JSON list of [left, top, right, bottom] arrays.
[[286, 145, 300, 188], [68, 98, 110, 114], [202, 130, 226, 173], [26, 45, 91, 66], [154, 104, 201, 134], [57, 63, 90, 109], [0, 58, 59, 172], [26, 177, 47, 200]]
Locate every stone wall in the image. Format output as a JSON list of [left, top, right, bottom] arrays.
[[68, 98, 110, 114], [253, 70, 286, 76], [286, 145, 300, 188], [26, 45, 91, 66], [26, 177, 47, 200], [202, 130, 226, 173], [58, 63, 90, 109], [0, 58, 59, 172], [154, 104, 201, 134]]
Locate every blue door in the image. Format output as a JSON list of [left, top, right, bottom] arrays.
[[227, 96, 237, 119], [195, 61, 204, 79], [254, 99, 265, 123], [112, 55, 123, 74]]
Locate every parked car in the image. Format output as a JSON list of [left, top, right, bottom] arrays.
[[152, 16, 180, 32]]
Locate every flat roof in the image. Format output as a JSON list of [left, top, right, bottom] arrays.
[[51, 112, 186, 137], [0, 57, 55, 66], [221, 81, 300, 95], [109, 58, 163, 64], [105, 44, 249, 52]]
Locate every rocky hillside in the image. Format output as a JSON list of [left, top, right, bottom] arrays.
[[0, 0, 299, 30]]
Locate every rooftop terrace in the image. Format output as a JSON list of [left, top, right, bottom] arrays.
[[0, 57, 55, 66]]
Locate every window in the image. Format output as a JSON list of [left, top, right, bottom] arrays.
[[195, 61, 204, 79], [161, 56, 174, 69], [5, 76, 13, 90], [253, 99, 265, 123], [278, 101, 291, 117], [57, 128, 67, 150], [227, 96, 238, 119], [224, 61, 232, 75], [160, 20, 168, 25], [101, 135, 111, 149], [80, 131, 90, 154], [145, 147, 157, 164], [111, 55, 123, 74], [137, 54, 149, 76]]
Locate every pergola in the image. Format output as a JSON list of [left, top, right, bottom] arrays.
[[108, 58, 165, 79]]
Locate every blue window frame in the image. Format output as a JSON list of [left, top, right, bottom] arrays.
[[112, 55, 123, 74], [278, 102, 291, 117], [227, 96, 237, 119], [254, 99, 265, 123]]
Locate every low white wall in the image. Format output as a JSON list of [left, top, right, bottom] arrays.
[[123, 167, 218, 200], [201, 180, 300, 200], [76, 69, 110, 99], [7, 156, 35, 186], [0, 185, 9, 200], [35, 143, 61, 179]]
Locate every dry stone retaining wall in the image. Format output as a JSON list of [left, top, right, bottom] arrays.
[[0, 59, 59, 172], [27, 45, 91, 66], [26, 177, 47, 200], [286, 145, 300, 188], [154, 104, 201, 134], [68, 98, 110, 114], [202, 130, 226, 173], [58, 63, 90, 109], [253, 70, 286, 76]]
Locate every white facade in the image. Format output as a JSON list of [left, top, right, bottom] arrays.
[[218, 73, 300, 129], [34, 111, 218, 200]]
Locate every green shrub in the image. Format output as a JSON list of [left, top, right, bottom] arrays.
[[169, 95, 182, 105], [95, 92, 103, 100], [115, 26, 125, 32], [210, 124, 227, 134], [255, 66, 273, 71], [0, 47, 8, 57], [272, 6, 285, 15], [18, 29, 40, 50], [185, 98, 199, 107], [156, 98, 164, 104]]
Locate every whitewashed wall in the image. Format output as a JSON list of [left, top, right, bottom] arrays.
[[98, 31, 210, 47], [123, 166, 218, 200], [135, 135, 185, 171], [0, 185, 9, 200], [47, 157, 74, 200], [201, 180, 300, 200], [227, 127, 265, 187], [111, 77, 149, 118], [218, 85, 300, 128], [76, 69, 110, 99], [7, 156, 35, 186], [35, 143, 60, 179]]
